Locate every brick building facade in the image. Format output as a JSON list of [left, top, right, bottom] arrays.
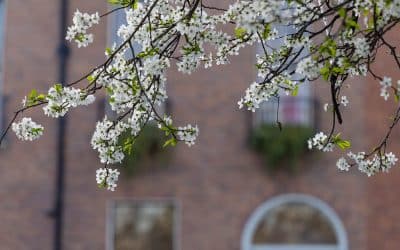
[[0, 0, 399, 250]]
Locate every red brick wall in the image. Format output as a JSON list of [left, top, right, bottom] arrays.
[[0, 0, 58, 249], [2, 1, 397, 250], [366, 27, 400, 250]]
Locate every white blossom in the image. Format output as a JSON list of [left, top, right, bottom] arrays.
[[323, 103, 329, 112], [307, 132, 334, 152], [177, 124, 199, 147], [380, 76, 392, 101], [11, 0, 400, 191], [66, 10, 100, 48], [296, 57, 321, 80], [91, 117, 129, 164], [340, 96, 349, 106], [96, 168, 120, 191], [352, 37, 370, 58], [336, 157, 351, 171], [43, 84, 95, 118], [12, 117, 44, 141], [344, 151, 398, 176]]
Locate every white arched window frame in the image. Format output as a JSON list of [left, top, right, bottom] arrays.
[[241, 194, 348, 250]]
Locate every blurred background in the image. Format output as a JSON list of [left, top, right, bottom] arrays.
[[1, 0, 400, 250]]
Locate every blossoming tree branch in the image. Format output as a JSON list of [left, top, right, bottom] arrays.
[[1, 0, 400, 190]]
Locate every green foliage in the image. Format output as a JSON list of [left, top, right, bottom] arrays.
[[182, 44, 201, 56], [27, 89, 46, 107], [251, 124, 314, 172], [137, 47, 160, 58], [331, 133, 351, 150], [262, 23, 271, 39], [291, 85, 299, 97], [117, 124, 170, 176], [234, 27, 247, 40], [108, 0, 139, 8]]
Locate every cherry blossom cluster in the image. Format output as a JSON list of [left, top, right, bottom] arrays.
[[379, 76, 400, 101], [337, 152, 398, 176], [66, 9, 100, 48], [307, 132, 334, 152], [7, 0, 400, 190], [11, 117, 44, 141], [176, 124, 199, 147], [91, 117, 129, 164], [96, 168, 120, 191], [43, 84, 95, 118]]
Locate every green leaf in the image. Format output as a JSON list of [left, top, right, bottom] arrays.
[[137, 47, 159, 58], [108, 0, 138, 8], [54, 83, 63, 94], [28, 89, 38, 100], [163, 138, 177, 148], [87, 75, 95, 83], [291, 85, 299, 96], [320, 66, 330, 81], [262, 23, 271, 39], [105, 47, 112, 56], [108, 0, 121, 5], [36, 94, 46, 101], [131, 0, 139, 9], [338, 8, 346, 18], [97, 180, 107, 188], [337, 140, 351, 150], [74, 33, 85, 42], [234, 27, 247, 39], [122, 137, 134, 154], [27, 89, 47, 106], [345, 18, 360, 30], [332, 133, 351, 150]]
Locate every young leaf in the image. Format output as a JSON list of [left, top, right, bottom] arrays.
[[163, 138, 177, 148], [291, 85, 299, 96], [108, 0, 121, 5], [337, 139, 351, 150], [234, 27, 247, 39]]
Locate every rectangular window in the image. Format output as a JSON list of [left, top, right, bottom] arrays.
[[107, 200, 179, 250], [105, 4, 167, 120], [107, 5, 141, 56], [254, 23, 314, 128], [253, 96, 315, 127]]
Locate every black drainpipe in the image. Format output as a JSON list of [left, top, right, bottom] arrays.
[[52, 0, 69, 249]]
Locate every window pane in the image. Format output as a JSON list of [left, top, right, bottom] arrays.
[[113, 201, 176, 250], [254, 19, 312, 127], [108, 8, 141, 54], [254, 97, 313, 127], [252, 202, 337, 244], [109, 9, 126, 46]]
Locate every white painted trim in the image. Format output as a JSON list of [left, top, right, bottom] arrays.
[[252, 244, 337, 250], [241, 194, 348, 250], [106, 198, 181, 250]]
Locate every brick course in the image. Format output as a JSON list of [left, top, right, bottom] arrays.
[[0, 1, 398, 250]]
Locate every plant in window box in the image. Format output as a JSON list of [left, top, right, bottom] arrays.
[[116, 124, 170, 176], [251, 124, 314, 172]]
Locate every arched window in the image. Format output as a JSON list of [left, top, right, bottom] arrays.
[[241, 194, 348, 250]]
